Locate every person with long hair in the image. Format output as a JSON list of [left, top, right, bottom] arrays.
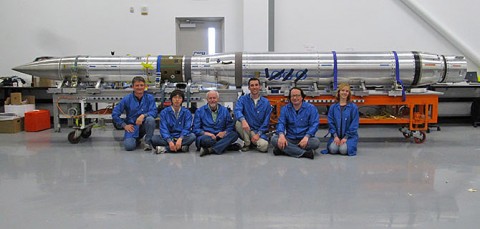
[[322, 82, 359, 156], [270, 87, 320, 159]]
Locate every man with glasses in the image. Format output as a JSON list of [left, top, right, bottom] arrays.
[[270, 87, 320, 159]]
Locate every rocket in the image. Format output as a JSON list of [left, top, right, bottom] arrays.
[[13, 51, 467, 89]]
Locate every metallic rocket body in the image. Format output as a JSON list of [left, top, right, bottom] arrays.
[[13, 51, 467, 89]]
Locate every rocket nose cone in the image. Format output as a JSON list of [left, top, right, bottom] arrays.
[[12, 64, 29, 73], [12, 63, 44, 76], [11, 59, 62, 80]]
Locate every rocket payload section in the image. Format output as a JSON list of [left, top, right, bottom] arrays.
[[14, 51, 466, 142], [13, 51, 467, 90]]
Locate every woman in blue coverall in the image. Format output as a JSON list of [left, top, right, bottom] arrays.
[[322, 82, 359, 156]]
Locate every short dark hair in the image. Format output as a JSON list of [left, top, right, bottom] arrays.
[[288, 87, 306, 100], [248, 78, 261, 86], [170, 89, 185, 101], [132, 76, 145, 85]]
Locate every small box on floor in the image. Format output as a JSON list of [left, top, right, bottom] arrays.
[[25, 110, 51, 132], [0, 114, 23, 133]]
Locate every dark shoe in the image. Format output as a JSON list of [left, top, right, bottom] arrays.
[[200, 147, 211, 157], [302, 150, 314, 159], [273, 148, 285, 156], [241, 144, 250, 152], [181, 145, 190, 152], [227, 143, 242, 151]]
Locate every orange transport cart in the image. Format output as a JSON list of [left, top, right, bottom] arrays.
[[266, 92, 439, 144]]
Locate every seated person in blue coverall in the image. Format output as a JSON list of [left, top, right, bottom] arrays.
[[193, 90, 239, 157], [321, 82, 359, 156], [151, 89, 196, 154], [112, 76, 157, 151], [270, 87, 320, 159], [234, 78, 272, 153]]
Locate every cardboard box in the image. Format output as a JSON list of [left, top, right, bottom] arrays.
[[10, 92, 22, 105], [0, 116, 23, 133], [24, 96, 35, 104], [34, 77, 57, 87]]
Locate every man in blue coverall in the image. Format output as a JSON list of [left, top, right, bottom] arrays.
[[270, 87, 320, 159], [151, 89, 196, 154], [234, 78, 272, 153], [193, 90, 239, 157], [112, 76, 157, 151]]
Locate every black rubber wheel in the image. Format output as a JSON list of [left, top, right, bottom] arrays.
[[68, 131, 81, 144], [81, 128, 92, 138], [414, 131, 426, 144]]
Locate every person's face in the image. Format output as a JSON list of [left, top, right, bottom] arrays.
[[248, 80, 261, 96], [290, 89, 303, 106], [339, 86, 350, 100], [171, 95, 183, 108], [133, 81, 145, 96], [207, 92, 219, 108]]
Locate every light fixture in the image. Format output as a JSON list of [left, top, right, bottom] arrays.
[[180, 23, 196, 28]]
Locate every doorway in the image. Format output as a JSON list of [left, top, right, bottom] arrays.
[[175, 17, 224, 56]]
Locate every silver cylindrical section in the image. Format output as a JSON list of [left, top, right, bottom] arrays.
[[443, 55, 467, 83], [57, 56, 160, 82], [241, 51, 460, 87], [416, 52, 445, 86], [190, 53, 237, 88], [12, 51, 467, 88], [242, 52, 324, 86]]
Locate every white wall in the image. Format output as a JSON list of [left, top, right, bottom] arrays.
[[243, 0, 269, 52], [0, 0, 244, 84], [274, 0, 480, 70], [1, 0, 479, 84]]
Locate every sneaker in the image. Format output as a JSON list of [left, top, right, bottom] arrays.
[[241, 144, 250, 152], [302, 150, 314, 159], [154, 146, 166, 154], [144, 143, 152, 151], [181, 145, 190, 152], [200, 147, 211, 157]]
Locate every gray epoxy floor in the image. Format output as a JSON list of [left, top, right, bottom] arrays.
[[1, 124, 479, 228]]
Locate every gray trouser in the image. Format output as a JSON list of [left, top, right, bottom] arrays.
[[270, 135, 320, 158], [329, 142, 348, 155], [235, 121, 269, 152]]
